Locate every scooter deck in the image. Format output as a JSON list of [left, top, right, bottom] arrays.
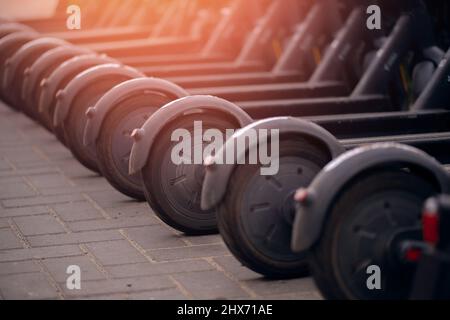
[[121, 53, 229, 68], [309, 110, 450, 139], [47, 26, 155, 45], [140, 60, 267, 78], [169, 71, 305, 88], [342, 131, 450, 164], [242, 95, 393, 118], [189, 81, 349, 102], [88, 36, 204, 57]]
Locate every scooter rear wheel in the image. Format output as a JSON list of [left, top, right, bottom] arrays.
[[141, 112, 239, 235], [39, 56, 116, 133], [96, 92, 172, 200], [63, 77, 132, 173], [0, 32, 38, 101], [217, 136, 330, 278], [310, 169, 436, 299], [22, 46, 88, 120]]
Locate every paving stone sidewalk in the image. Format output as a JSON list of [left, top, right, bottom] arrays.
[[0, 101, 321, 300]]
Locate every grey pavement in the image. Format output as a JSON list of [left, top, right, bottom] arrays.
[[0, 101, 322, 300]]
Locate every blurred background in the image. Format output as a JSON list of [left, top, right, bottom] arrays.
[[0, 0, 58, 20]]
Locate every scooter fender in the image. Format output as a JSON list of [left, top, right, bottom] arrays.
[[0, 22, 34, 36], [291, 143, 450, 253], [201, 117, 345, 210], [83, 77, 189, 147], [0, 31, 38, 60], [21, 45, 90, 101], [128, 95, 253, 175], [0, 31, 38, 97], [38, 54, 116, 114], [3, 37, 67, 90], [53, 63, 144, 127]]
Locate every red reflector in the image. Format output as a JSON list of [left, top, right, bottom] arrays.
[[294, 189, 308, 203], [423, 211, 440, 245], [405, 248, 422, 262]]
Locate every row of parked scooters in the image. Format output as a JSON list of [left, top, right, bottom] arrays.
[[0, 0, 449, 299]]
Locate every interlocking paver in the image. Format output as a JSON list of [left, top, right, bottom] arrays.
[[0, 101, 320, 299], [0, 218, 10, 229], [78, 288, 186, 300], [147, 244, 229, 262], [0, 245, 83, 263], [0, 166, 60, 179], [107, 260, 215, 278], [262, 291, 323, 300], [39, 184, 110, 196], [0, 261, 41, 276], [42, 255, 107, 283], [67, 216, 158, 232], [106, 203, 154, 219], [85, 240, 148, 266], [51, 201, 103, 222], [124, 225, 186, 250], [2, 194, 84, 208], [86, 189, 140, 209], [0, 181, 36, 200], [183, 234, 223, 246], [56, 162, 98, 181], [27, 230, 123, 247], [0, 205, 49, 218], [245, 277, 319, 297], [0, 273, 59, 300], [171, 270, 250, 299], [66, 174, 107, 188], [62, 275, 175, 298], [213, 256, 318, 296], [27, 173, 73, 189], [34, 144, 72, 162], [0, 229, 24, 250], [9, 160, 54, 170], [3, 147, 47, 165], [13, 214, 66, 236], [0, 159, 12, 171]]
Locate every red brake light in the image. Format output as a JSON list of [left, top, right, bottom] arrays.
[[423, 199, 440, 245]]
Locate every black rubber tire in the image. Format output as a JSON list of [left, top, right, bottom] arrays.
[[141, 112, 239, 235], [310, 169, 437, 300], [96, 92, 172, 200], [217, 136, 330, 278], [53, 118, 70, 147], [63, 86, 114, 171], [62, 86, 105, 172], [63, 75, 133, 173]]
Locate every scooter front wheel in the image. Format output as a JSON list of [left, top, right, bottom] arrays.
[[96, 92, 171, 200], [217, 136, 330, 278], [310, 169, 437, 299], [141, 112, 239, 235]]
